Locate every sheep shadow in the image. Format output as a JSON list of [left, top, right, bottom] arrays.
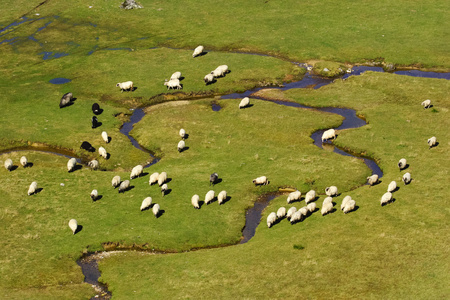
[[119, 185, 135, 193], [61, 101, 75, 108], [106, 153, 111, 160], [165, 178, 173, 184], [141, 206, 151, 212], [34, 187, 43, 195], [9, 165, 18, 171], [322, 208, 337, 216], [400, 164, 410, 171], [391, 186, 400, 192], [92, 122, 102, 129], [198, 200, 205, 209], [368, 180, 382, 187], [211, 178, 223, 186], [205, 79, 217, 86], [195, 52, 208, 58], [69, 164, 83, 173], [140, 172, 149, 178], [183, 133, 189, 140], [381, 198, 396, 206], [130, 87, 138, 92], [179, 76, 186, 81], [240, 104, 254, 109], [74, 225, 83, 235], [272, 217, 284, 226], [163, 189, 172, 196], [24, 162, 33, 168], [93, 108, 104, 115], [179, 146, 189, 153], [155, 209, 165, 218], [345, 205, 360, 214], [206, 197, 218, 205], [220, 196, 231, 205], [93, 195, 103, 202], [429, 142, 439, 149], [107, 136, 112, 143]]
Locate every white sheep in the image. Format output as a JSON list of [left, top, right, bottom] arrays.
[[170, 71, 182, 80], [304, 190, 316, 204], [427, 136, 437, 149], [218, 190, 227, 205], [253, 176, 268, 186], [28, 181, 37, 196], [387, 181, 397, 193], [59, 92, 73, 108], [116, 81, 133, 92], [421, 99, 431, 109], [158, 172, 167, 186], [20, 156, 28, 168], [88, 159, 99, 170], [98, 146, 108, 159], [306, 202, 316, 213], [102, 131, 109, 143], [140, 197, 152, 211], [343, 199, 356, 214], [267, 212, 277, 228], [341, 195, 352, 210], [161, 183, 168, 196], [90, 189, 99, 201], [205, 190, 215, 205], [192, 45, 204, 58], [4, 158, 13, 171], [149, 172, 159, 185], [239, 97, 250, 109], [191, 194, 200, 209], [402, 172, 411, 185], [321, 202, 334, 216], [321, 129, 336, 142], [112, 175, 121, 188], [164, 79, 182, 90], [177, 140, 185, 152], [204, 73, 214, 84], [325, 186, 338, 197], [323, 197, 333, 206], [67, 158, 77, 172], [367, 174, 379, 186], [276, 207, 286, 219], [398, 158, 407, 170], [152, 203, 160, 217], [287, 190, 301, 204], [381, 192, 393, 206], [211, 65, 228, 77], [299, 206, 309, 216], [290, 211, 303, 224], [179, 128, 186, 139], [119, 180, 130, 193], [68, 219, 78, 234], [286, 207, 297, 220], [130, 165, 143, 179]]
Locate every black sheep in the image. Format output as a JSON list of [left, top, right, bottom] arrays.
[[92, 103, 101, 115], [59, 92, 73, 108], [80, 141, 95, 152], [92, 116, 100, 129], [210, 172, 219, 186]]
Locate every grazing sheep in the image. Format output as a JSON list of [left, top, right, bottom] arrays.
[[267, 212, 277, 228], [367, 174, 379, 186], [92, 103, 101, 115], [306, 202, 316, 213], [239, 97, 250, 109], [170, 72, 182, 80], [4, 158, 13, 171], [299, 206, 309, 216], [387, 181, 397, 193], [290, 211, 303, 224], [161, 184, 168, 196], [164, 78, 182, 90], [158, 172, 167, 186], [27, 181, 37, 196], [116, 81, 133, 92], [218, 190, 227, 205], [80, 141, 95, 152], [149, 172, 159, 185], [287, 190, 301, 204], [304, 190, 316, 204], [205, 190, 215, 205], [402, 172, 412, 185], [130, 165, 143, 179], [179, 128, 186, 139], [398, 158, 407, 170], [20, 156, 28, 168], [325, 186, 338, 197], [341, 195, 352, 210], [68, 219, 78, 234], [102, 131, 109, 143], [321, 202, 334, 216], [119, 180, 130, 193], [253, 176, 269, 186], [152, 203, 160, 217], [427, 136, 437, 149], [204, 73, 214, 85], [112, 175, 121, 188], [88, 159, 99, 170], [276, 207, 286, 219], [210, 173, 219, 186], [191, 194, 200, 209], [90, 189, 99, 201], [343, 199, 356, 214], [211, 65, 228, 78], [91, 116, 100, 129], [286, 207, 297, 221], [381, 192, 393, 206], [321, 129, 336, 142], [98, 146, 108, 159], [67, 158, 77, 172], [323, 197, 333, 206], [177, 140, 185, 152], [192, 45, 204, 58], [140, 197, 152, 211], [421, 99, 431, 109], [59, 92, 73, 108]]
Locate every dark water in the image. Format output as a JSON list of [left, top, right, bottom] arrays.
[[77, 254, 112, 300], [49, 78, 71, 84]]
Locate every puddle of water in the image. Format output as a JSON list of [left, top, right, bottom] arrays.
[[212, 103, 222, 111], [49, 78, 71, 84], [39, 51, 70, 60]]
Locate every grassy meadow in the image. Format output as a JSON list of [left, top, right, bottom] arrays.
[[0, 0, 449, 299]]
